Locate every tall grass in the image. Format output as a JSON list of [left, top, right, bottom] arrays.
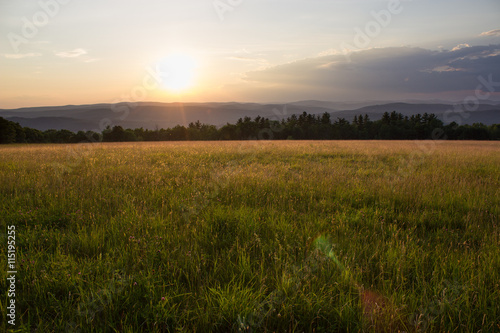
[[1, 141, 499, 332]]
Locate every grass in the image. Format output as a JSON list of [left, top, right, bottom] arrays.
[[1, 140, 499, 332]]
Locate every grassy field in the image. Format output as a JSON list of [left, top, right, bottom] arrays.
[[1, 141, 499, 332]]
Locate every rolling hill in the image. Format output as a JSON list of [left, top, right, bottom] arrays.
[[1, 101, 499, 132]]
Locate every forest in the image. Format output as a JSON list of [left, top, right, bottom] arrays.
[[1, 111, 499, 144]]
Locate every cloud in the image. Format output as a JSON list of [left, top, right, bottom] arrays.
[[3, 53, 42, 59], [480, 29, 500, 37], [227, 56, 259, 62], [451, 43, 470, 51], [227, 56, 268, 65], [54, 48, 87, 58], [241, 45, 500, 99], [317, 49, 344, 57], [423, 65, 465, 73]]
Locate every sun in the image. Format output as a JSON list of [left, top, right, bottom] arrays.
[[157, 53, 197, 92]]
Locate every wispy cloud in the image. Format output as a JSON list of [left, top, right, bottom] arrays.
[[227, 56, 256, 61], [318, 49, 344, 57], [227, 56, 268, 64], [451, 43, 470, 51], [54, 48, 87, 58], [480, 29, 500, 37], [422, 65, 465, 73], [3, 53, 42, 59]]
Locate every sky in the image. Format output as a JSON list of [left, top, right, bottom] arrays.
[[0, 0, 499, 108]]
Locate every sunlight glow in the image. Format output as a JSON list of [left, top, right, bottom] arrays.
[[157, 53, 197, 92]]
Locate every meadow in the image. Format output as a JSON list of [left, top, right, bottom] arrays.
[[1, 140, 499, 332]]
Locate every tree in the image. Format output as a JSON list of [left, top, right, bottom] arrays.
[[219, 123, 241, 140], [102, 126, 136, 142], [0, 117, 17, 143], [381, 112, 390, 124], [24, 127, 45, 143]]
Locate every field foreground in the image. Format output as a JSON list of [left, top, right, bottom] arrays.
[[1, 141, 499, 332]]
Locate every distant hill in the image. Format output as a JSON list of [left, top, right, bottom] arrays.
[[1, 101, 499, 132], [6, 117, 97, 132]]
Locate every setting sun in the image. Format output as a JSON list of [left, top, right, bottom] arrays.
[[157, 53, 197, 92]]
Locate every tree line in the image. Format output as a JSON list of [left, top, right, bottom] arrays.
[[1, 111, 499, 144]]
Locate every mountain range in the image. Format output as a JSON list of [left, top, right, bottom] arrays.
[[1, 101, 499, 132]]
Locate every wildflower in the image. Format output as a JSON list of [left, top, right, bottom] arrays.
[[161, 297, 166, 301]]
